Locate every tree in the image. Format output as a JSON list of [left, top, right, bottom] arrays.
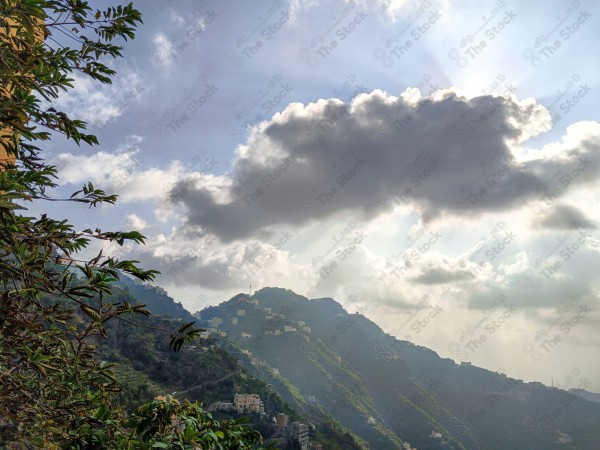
[[69, 395, 268, 449], [0, 1, 263, 448]]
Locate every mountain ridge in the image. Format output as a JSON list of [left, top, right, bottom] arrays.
[[196, 286, 600, 450]]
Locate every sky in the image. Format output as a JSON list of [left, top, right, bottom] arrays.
[[39, 0, 600, 391]]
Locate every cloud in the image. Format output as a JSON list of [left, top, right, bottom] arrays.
[[535, 204, 597, 230], [168, 88, 600, 242], [152, 33, 175, 69], [49, 72, 143, 127], [125, 214, 148, 230], [169, 9, 186, 26], [54, 135, 185, 202], [110, 223, 305, 295], [370, 0, 449, 22]]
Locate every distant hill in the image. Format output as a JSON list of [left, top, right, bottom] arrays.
[[197, 287, 600, 450], [94, 282, 366, 449], [569, 388, 600, 404], [117, 276, 194, 321]]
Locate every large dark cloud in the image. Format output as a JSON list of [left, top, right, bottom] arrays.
[[169, 89, 600, 242]]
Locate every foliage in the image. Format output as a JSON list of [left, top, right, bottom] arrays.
[[69, 395, 267, 449], [0, 1, 257, 448]]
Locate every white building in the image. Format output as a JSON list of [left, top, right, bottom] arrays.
[[265, 329, 281, 336], [237, 309, 246, 316], [284, 325, 297, 332]]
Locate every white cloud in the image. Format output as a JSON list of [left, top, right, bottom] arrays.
[[169, 9, 186, 26], [55, 135, 185, 203], [125, 214, 147, 230], [152, 33, 175, 69], [47, 71, 144, 127]]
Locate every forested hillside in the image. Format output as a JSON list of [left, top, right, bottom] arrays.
[[197, 287, 600, 450]]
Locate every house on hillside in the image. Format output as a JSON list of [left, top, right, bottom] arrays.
[[276, 413, 288, 428], [210, 317, 223, 328], [288, 422, 309, 450], [234, 393, 264, 414], [265, 329, 281, 336]]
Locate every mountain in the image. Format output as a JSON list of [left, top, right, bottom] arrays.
[[569, 389, 600, 404], [118, 276, 194, 321], [94, 281, 365, 449], [197, 287, 600, 450]]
